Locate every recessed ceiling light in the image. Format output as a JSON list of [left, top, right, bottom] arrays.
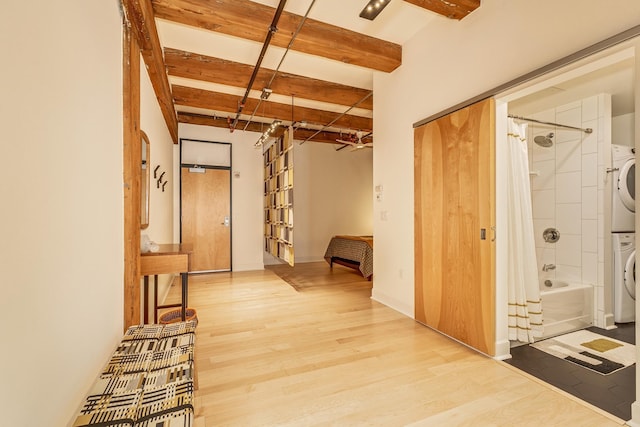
[[359, 0, 390, 20]]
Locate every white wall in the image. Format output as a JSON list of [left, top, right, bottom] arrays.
[[177, 124, 265, 271], [526, 95, 612, 329], [140, 55, 175, 303], [372, 1, 640, 319], [285, 142, 373, 263], [613, 112, 636, 146], [0, 2, 123, 426]]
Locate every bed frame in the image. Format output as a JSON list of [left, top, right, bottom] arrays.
[[324, 235, 373, 280]]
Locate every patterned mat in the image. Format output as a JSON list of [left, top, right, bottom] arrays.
[[531, 330, 635, 375]]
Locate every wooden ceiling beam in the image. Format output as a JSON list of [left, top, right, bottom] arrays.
[[177, 112, 352, 145], [121, 0, 178, 143], [172, 86, 373, 132], [403, 0, 480, 20], [151, 0, 401, 72], [164, 48, 373, 110]]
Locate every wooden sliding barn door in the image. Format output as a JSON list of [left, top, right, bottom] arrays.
[[414, 98, 496, 356]]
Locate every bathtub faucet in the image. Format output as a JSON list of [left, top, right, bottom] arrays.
[[542, 264, 556, 272]]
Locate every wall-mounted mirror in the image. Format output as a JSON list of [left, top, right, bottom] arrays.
[[141, 130, 150, 229]]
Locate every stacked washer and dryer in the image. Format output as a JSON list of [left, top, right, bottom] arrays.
[[612, 144, 636, 323]]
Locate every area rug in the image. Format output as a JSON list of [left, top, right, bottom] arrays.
[[530, 330, 635, 375]]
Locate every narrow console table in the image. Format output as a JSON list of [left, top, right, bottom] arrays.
[[141, 243, 192, 324]]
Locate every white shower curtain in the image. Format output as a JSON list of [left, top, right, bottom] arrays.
[[506, 118, 543, 343]]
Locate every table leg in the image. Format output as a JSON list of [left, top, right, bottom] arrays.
[[181, 272, 188, 321], [143, 275, 149, 324], [153, 274, 158, 324]]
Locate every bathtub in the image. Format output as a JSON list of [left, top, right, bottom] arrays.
[[538, 279, 593, 339]]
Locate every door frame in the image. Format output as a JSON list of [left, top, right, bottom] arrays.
[[179, 138, 233, 271], [493, 35, 640, 425], [495, 40, 638, 355]]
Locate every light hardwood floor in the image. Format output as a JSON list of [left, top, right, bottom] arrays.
[[163, 262, 625, 426]]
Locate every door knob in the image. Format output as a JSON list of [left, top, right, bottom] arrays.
[[221, 216, 230, 226]]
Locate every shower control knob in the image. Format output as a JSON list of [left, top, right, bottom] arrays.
[[543, 228, 560, 243]]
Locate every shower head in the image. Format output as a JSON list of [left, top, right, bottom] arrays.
[[534, 132, 554, 148]]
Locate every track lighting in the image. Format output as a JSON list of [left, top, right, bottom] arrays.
[[255, 120, 282, 147], [260, 88, 272, 100], [359, 0, 390, 20]]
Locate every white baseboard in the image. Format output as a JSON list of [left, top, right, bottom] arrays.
[[628, 401, 640, 426], [293, 256, 326, 263], [263, 257, 325, 265], [233, 263, 265, 271], [493, 339, 512, 360], [603, 313, 617, 329], [370, 290, 413, 319]]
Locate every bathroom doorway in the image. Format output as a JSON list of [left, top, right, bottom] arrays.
[[496, 37, 637, 421]]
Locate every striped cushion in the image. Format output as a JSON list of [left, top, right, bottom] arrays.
[[72, 321, 196, 427]]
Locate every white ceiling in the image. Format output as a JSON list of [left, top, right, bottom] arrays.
[[508, 57, 635, 118]]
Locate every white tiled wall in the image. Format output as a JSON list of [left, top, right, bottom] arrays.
[[528, 94, 611, 328]]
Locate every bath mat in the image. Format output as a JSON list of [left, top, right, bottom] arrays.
[[530, 330, 635, 375]]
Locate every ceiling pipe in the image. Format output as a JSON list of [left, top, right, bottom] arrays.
[[230, 0, 288, 132], [300, 91, 373, 145], [243, 0, 317, 132]]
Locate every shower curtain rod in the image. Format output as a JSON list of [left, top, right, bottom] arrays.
[[508, 114, 593, 134]]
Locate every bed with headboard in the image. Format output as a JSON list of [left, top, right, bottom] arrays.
[[323, 235, 373, 279]]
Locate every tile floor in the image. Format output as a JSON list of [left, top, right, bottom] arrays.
[[506, 323, 635, 421]]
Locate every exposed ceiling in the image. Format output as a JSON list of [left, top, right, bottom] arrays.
[[121, 0, 481, 145]]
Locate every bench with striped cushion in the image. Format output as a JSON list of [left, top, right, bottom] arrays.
[[72, 321, 197, 427]]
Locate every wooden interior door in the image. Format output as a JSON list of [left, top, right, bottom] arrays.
[[181, 167, 231, 272], [414, 98, 496, 356]]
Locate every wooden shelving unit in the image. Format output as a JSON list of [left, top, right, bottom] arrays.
[[264, 127, 294, 266]]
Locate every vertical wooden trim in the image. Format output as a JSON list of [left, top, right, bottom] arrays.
[[121, 0, 179, 143], [123, 22, 142, 330]]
